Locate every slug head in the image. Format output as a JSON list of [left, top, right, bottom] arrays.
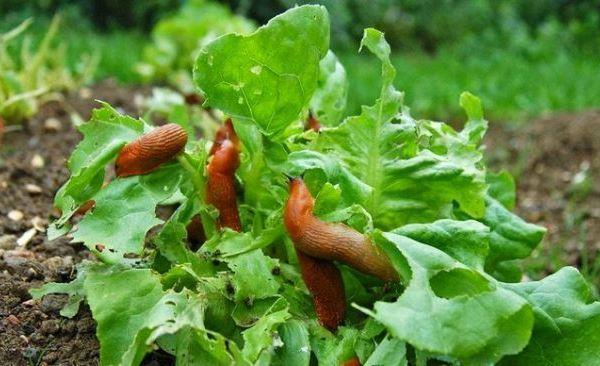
[[284, 178, 315, 240]]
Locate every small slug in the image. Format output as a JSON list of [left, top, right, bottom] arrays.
[[296, 250, 346, 330], [115, 123, 187, 177], [206, 119, 242, 231], [284, 178, 398, 282], [341, 356, 361, 366], [75, 200, 95, 215], [306, 114, 321, 132]]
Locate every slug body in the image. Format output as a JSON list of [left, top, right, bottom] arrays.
[[306, 114, 321, 132], [341, 357, 361, 366], [206, 119, 242, 231], [284, 178, 398, 282], [296, 250, 346, 330], [116, 123, 188, 177]]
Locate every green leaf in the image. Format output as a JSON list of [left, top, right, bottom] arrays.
[[309, 30, 486, 229], [310, 50, 348, 126], [392, 219, 490, 270], [368, 231, 533, 365], [84, 267, 165, 366], [51, 104, 146, 234], [72, 164, 183, 263], [194, 5, 330, 135], [121, 290, 207, 365], [241, 308, 291, 362], [487, 170, 516, 210], [480, 196, 546, 280], [459, 91, 487, 145], [364, 336, 407, 366], [272, 320, 311, 366], [29, 262, 91, 318], [310, 325, 359, 365], [227, 249, 281, 302], [500, 268, 600, 365]]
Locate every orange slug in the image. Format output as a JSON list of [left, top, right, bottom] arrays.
[[75, 200, 95, 215], [206, 119, 242, 231], [115, 123, 187, 177], [184, 93, 204, 106], [297, 250, 346, 330], [341, 357, 361, 366], [306, 114, 321, 132], [284, 178, 398, 282]]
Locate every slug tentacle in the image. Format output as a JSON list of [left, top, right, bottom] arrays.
[[116, 123, 187, 177], [284, 178, 398, 282]]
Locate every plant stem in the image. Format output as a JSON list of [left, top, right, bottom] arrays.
[[177, 153, 216, 239]]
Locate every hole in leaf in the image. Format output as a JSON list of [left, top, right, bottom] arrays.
[[165, 300, 176, 306], [430, 268, 494, 299]]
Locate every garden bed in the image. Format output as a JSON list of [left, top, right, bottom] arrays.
[[1, 82, 599, 365]]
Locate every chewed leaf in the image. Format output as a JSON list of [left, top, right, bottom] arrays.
[[368, 231, 533, 365], [310, 50, 348, 126], [194, 5, 330, 135], [51, 103, 146, 234], [29, 261, 92, 318], [83, 267, 165, 366], [72, 164, 183, 263]]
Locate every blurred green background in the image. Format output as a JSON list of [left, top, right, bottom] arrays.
[[2, 0, 599, 122]]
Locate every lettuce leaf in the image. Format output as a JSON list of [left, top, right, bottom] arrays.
[[194, 5, 330, 135]]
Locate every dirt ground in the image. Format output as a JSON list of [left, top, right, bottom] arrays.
[[486, 112, 600, 283], [0, 81, 160, 366], [0, 82, 598, 364]]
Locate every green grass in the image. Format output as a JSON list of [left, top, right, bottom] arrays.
[[60, 29, 146, 84], [2, 13, 146, 85], [339, 49, 600, 123]]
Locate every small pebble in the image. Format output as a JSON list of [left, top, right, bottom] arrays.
[[25, 184, 42, 194], [30, 154, 45, 168], [0, 235, 17, 250], [31, 216, 47, 232], [79, 87, 92, 99], [6, 314, 20, 326], [43, 118, 62, 132], [40, 320, 60, 334], [8, 210, 24, 221], [17, 228, 37, 247], [22, 299, 35, 307]]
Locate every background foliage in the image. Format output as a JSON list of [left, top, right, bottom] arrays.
[[2, 0, 599, 121]]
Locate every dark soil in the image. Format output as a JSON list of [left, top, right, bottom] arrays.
[[486, 111, 600, 285], [1, 80, 599, 365], [0, 80, 150, 366]]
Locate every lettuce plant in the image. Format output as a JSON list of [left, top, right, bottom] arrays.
[[0, 16, 96, 124], [136, 0, 255, 93], [33, 5, 600, 366]]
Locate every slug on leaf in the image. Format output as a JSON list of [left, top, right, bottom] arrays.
[[306, 114, 321, 132], [116, 123, 187, 177], [284, 178, 398, 282]]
